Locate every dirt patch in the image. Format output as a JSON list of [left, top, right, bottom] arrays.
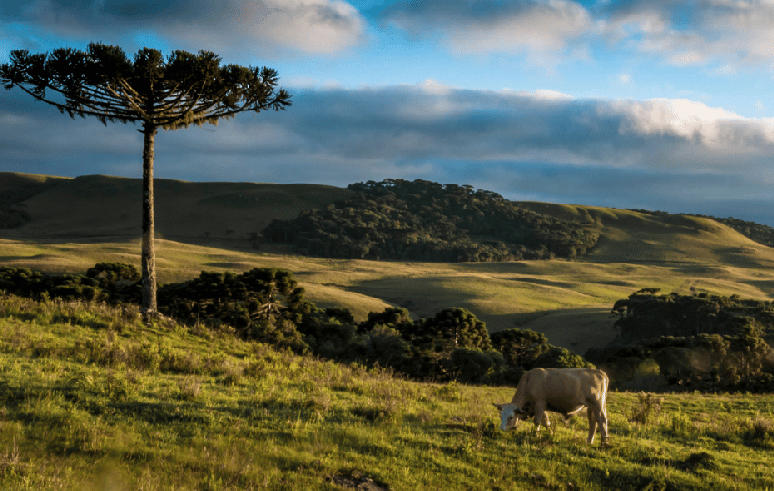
[[331, 469, 390, 490]]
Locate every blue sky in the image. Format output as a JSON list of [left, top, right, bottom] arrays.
[[1, 0, 774, 225]]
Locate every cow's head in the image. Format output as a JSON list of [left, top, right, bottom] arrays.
[[493, 403, 528, 431]]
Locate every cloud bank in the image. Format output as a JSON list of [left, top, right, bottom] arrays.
[[1, 0, 368, 56], [383, 0, 774, 70], [2, 83, 773, 224], [5, 0, 774, 70], [383, 0, 592, 60]]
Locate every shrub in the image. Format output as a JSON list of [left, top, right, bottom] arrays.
[[627, 392, 664, 425], [745, 416, 774, 447], [490, 328, 549, 370], [449, 348, 503, 384], [533, 346, 594, 369], [350, 325, 412, 369]]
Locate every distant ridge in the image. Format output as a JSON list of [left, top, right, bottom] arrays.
[[0, 172, 71, 228], [0, 172, 71, 207], [0, 173, 352, 244], [0, 172, 770, 267]]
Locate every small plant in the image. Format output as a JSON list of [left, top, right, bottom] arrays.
[[745, 415, 774, 447], [178, 375, 202, 401], [627, 392, 664, 425], [0, 436, 21, 478], [219, 363, 245, 387], [103, 369, 138, 401], [670, 412, 693, 435]]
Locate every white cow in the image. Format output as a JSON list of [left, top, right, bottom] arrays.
[[493, 367, 609, 445]]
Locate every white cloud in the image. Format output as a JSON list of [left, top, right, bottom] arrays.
[[4, 0, 369, 56], [382, 0, 774, 70], [713, 64, 736, 76], [166, 0, 369, 55], [504, 89, 573, 100], [610, 98, 774, 151], [384, 0, 592, 60], [604, 0, 774, 68]]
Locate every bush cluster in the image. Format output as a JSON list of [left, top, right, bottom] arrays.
[[159, 269, 309, 351], [588, 289, 774, 392], [611, 289, 774, 343], [0, 263, 141, 303], [0, 263, 590, 385], [0, 207, 31, 228], [263, 179, 600, 262]]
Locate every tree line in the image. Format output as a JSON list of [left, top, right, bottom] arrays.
[[587, 289, 774, 392], [262, 179, 600, 262], [0, 264, 589, 385]]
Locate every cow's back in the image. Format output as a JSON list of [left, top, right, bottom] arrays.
[[515, 368, 608, 410]]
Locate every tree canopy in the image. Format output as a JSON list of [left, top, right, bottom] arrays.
[[263, 179, 600, 262], [1, 43, 291, 316], [1, 43, 291, 128]]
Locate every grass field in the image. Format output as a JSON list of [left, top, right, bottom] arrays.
[[0, 295, 772, 490], [2, 172, 774, 489]]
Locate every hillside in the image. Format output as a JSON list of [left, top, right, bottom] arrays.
[[2, 172, 770, 267], [0, 172, 352, 244], [2, 172, 774, 356]]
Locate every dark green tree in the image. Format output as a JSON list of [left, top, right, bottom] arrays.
[[1, 43, 291, 317]]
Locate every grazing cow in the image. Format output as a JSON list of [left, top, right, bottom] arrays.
[[493, 367, 609, 445]]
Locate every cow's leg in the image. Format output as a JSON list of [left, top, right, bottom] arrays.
[[586, 407, 598, 444], [533, 400, 548, 435], [542, 412, 554, 434], [598, 402, 609, 446]]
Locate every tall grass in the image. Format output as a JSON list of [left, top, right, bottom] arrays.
[[0, 293, 773, 489]]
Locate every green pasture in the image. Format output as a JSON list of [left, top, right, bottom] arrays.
[[0, 295, 772, 490]]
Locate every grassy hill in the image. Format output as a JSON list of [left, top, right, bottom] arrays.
[[0, 172, 352, 243], [1, 172, 774, 356], [0, 294, 772, 490]]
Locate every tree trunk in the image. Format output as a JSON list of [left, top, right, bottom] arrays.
[[141, 123, 158, 317]]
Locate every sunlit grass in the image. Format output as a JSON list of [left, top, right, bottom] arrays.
[[0, 294, 773, 490], [3, 235, 774, 346]]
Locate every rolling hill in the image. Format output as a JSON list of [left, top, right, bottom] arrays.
[[0, 172, 352, 243], [2, 171, 773, 355]]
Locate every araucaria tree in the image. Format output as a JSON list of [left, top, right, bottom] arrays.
[[1, 43, 292, 316]]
